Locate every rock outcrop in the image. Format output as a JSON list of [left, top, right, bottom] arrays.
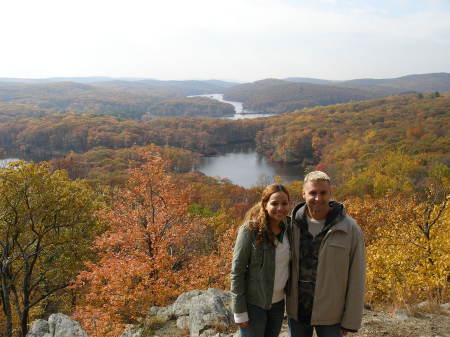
[[26, 319, 50, 337], [26, 313, 88, 337], [144, 288, 236, 337]]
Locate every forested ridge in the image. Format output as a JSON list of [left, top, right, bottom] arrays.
[[2, 73, 449, 119], [224, 73, 450, 114], [0, 114, 264, 160], [257, 94, 449, 191], [0, 90, 449, 337], [337, 72, 450, 93], [147, 97, 235, 117], [0, 81, 235, 120], [0, 102, 53, 122], [223, 78, 375, 113]]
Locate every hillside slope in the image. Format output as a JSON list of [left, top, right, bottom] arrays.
[[224, 73, 450, 114], [0, 80, 238, 119], [340, 72, 450, 93], [223, 79, 374, 113]]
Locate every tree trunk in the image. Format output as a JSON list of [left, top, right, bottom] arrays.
[[20, 308, 29, 337], [20, 277, 31, 337], [1, 274, 13, 337]]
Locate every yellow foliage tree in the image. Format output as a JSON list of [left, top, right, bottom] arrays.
[[348, 194, 449, 305], [0, 162, 99, 337]]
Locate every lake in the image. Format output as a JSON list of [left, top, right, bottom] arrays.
[[189, 93, 276, 120], [1, 153, 301, 189], [188, 96, 299, 187], [194, 148, 303, 188]]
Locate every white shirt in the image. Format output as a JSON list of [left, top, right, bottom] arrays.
[[307, 216, 326, 238]]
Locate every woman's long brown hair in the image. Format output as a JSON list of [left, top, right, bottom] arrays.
[[244, 184, 289, 247]]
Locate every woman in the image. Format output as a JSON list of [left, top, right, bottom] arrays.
[[231, 184, 291, 337]]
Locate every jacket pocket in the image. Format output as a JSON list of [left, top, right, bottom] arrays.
[[325, 243, 349, 271], [328, 242, 348, 249]]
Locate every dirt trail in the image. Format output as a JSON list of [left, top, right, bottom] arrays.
[[150, 308, 449, 337], [278, 309, 450, 337]]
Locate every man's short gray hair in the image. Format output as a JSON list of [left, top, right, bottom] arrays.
[[304, 171, 331, 184]]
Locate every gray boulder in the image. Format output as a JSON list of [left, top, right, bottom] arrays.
[[27, 319, 50, 337], [188, 292, 233, 336], [27, 314, 87, 337], [171, 290, 205, 316], [143, 288, 235, 337], [170, 289, 231, 318], [48, 314, 87, 337], [148, 306, 173, 322]]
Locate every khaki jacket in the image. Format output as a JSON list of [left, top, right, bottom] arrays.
[[286, 203, 366, 331]]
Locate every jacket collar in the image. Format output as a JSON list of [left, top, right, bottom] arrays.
[[291, 201, 349, 233]]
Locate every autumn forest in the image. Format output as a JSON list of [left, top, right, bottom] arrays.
[[0, 76, 449, 337]]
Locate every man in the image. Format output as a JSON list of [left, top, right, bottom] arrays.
[[286, 171, 366, 337]]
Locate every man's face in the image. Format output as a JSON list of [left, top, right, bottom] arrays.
[[302, 180, 331, 219]]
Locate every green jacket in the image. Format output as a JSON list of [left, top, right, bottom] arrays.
[[230, 224, 276, 313]]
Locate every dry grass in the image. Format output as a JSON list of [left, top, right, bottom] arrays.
[[404, 301, 450, 317]]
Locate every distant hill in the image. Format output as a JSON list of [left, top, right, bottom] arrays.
[[202, 79, 240, 88], [1, 73, 449, 117], [0, 81, 176, 119], [0, 80, 240, 120], [0, 102, 53, 122], [282, 77, 334, 84], [255, 93, 450, 169], [223, 79, 373, 113], [0, 77, 118, 83], [148, 97, 235, 118], [0, 77, 239, 94], [339, 72, 450, 93], [224, 73, 450, 114], [135, 79, 238, 94]]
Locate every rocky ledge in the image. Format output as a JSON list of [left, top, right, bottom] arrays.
[[124, 288, 236, 337], [27, 290, 450, 337], [27, 289, 236, 337]]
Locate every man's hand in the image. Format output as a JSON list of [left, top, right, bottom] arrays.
[[237, 321, 249, 328]]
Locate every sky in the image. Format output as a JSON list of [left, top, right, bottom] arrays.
[[1, 0, 450, 82]]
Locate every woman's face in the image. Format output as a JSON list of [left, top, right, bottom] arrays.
[[264, 191, 290, 223]]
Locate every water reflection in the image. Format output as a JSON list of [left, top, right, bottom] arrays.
[[195, 150, 303, 188]]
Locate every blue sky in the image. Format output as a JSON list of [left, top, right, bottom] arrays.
[[0, 0, 449, 81]]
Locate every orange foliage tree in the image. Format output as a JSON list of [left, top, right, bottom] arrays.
[[72, 152, 226, 337]]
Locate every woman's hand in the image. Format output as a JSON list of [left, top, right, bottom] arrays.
[[237, 321, 249, 328]]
